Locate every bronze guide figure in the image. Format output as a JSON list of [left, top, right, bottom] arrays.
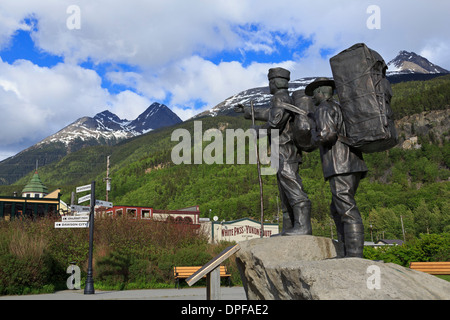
[[234, 43, 395, 259]]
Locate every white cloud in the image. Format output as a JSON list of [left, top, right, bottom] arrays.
[[121, 55, 298, 119], [0, 59, 101, 144], [0, 0, 449, 160], [1, 0, 449, 68], [171, 105, 207, 122], [0, 58, 149, 150], [107, 90, 152, 120], [420, 41, 450, 70]]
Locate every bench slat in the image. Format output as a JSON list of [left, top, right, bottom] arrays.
[[174, 266, 230, 279], [173, 265, 232, 289], [409, 262, 450, 275], [410, 262, 450, 265]]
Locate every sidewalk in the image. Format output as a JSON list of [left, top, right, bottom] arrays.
[[0, 286, 247, 300]]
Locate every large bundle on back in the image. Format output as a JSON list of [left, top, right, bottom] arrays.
[[330, 43, 398, 153]]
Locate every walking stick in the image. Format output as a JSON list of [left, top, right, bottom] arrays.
[[250, 101, 264, 238]]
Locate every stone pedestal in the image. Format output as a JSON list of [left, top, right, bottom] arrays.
[[235, 235, 450, 300]]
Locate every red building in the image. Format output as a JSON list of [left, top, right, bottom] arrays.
[[103, 205, 200, 227]]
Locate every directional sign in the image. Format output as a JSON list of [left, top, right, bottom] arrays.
[[78, 194, 91, 204], [76, 184, 91, 193], [186, 244, 240, 286], [95, 200, 113, 208], [70, 205, 90, 213], [62, 216, 90, 222], [55, 221, 89, 228]]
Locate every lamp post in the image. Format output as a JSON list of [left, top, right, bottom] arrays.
[[84, 181, 95, 294], [370, 224, 373, 242]]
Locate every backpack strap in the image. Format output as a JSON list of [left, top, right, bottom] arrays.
[[276, 101, 309, 116]]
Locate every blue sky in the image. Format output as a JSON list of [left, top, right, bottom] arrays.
[[1, 29, 62, 67], [0, 0, 449, 161]]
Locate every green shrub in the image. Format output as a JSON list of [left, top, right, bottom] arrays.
[[364, 233, 450, 267]]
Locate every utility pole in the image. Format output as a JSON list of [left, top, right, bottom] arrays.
[[251, 100, 264, 238], [400, 215, 406, 242], [103, 156, 111, 201]]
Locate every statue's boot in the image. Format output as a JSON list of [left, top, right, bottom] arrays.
[[282, 201, 312, 236], [330, 203, 345, 244], [344, 224, 364, 258], [272, 210, 294, 237]]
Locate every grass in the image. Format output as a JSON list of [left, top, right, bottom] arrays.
[[435, 275, 450, 282]]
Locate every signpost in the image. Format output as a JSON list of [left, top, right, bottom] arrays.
[[70, 205, 90, 214], [55, 221, 89, 228], [62, 215, 90, 222], [54, 211, 90, 228], [78, 194, 91, 204], [95, 200, 113, 208], [76, 184, 91, 193], [54, 181, 111, 295], [186, 244, 240, 300], [84, 181, 96, 295]]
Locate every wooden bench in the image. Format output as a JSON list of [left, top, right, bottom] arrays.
[[173, 265, 231, 289], [409, 262, 450, 275]]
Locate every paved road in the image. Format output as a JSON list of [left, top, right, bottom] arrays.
[[0, 286, 247, 300]]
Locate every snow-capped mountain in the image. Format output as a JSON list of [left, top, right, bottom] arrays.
[[0, 102, 182, 185], [193, 77, 317, 119], [194, 50, 449, 119], [36, 113, 134, 148], [387, 50, 449, 75], [36, 102, 182, 148]]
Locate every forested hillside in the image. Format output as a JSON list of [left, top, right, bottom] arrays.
[[2, 75, 449, 241], [99, 133, 449, 240], [390, 74, 450, 119]]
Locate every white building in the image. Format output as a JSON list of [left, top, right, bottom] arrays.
[[201, 217, 279, 243]]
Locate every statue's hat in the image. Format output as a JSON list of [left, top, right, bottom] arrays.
[[305, 77, 336, 96], [268, 67, 290, 80]]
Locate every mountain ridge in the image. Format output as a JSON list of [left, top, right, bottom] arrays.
[[0, 102, 182, 185], [35, 102, 182, 149], [387, 50, 449, 75], [1, 76, 448, 239], [195, 50, 449, 119], [1, 49, 448, 185]]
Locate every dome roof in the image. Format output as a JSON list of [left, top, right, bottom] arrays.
[[22, 171, 48, 194]]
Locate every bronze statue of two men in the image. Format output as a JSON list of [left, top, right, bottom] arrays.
[[235, 68, 367, 258]]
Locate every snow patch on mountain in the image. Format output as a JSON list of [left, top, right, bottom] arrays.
[[193, 50, 449, 120], [36, 103, 182, 148], [192, 77, 317, 119]]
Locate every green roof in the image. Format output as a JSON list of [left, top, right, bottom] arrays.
[[22, 171, 48, 194]]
